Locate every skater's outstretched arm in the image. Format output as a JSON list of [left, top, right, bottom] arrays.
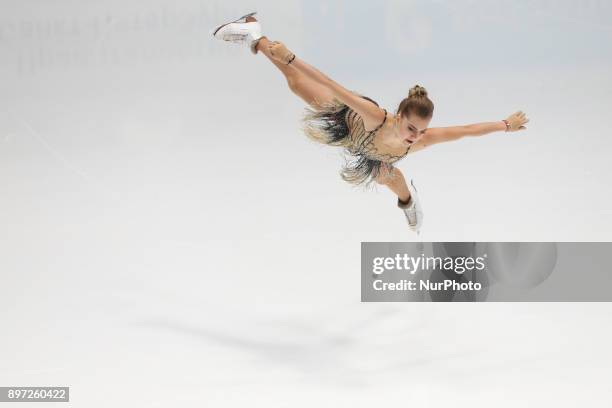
[[268, 41, 386, 131], [410, 111, 529, 152]]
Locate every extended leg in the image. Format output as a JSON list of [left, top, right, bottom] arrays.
[[249, 18, 335, 109], [257, 37, 335, 109]]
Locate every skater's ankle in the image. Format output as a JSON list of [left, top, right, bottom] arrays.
[[399, 194, 412, 205], [255, 36, 268, 52]]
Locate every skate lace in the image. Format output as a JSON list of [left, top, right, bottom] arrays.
[[405, 207, 417, 227], [224, 33, 248, 41], [407, 180, 419, 226]]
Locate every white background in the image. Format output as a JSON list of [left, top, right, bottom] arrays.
[[1, 0, 611, 406]]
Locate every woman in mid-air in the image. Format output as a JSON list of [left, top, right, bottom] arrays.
[[212, 12, 529, 233]]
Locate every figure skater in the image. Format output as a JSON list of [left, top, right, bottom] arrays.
[[211, 12, 529, 233]]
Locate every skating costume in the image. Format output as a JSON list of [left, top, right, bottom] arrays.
[[303, 95, 411, 187]]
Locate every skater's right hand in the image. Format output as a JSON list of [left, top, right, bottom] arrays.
[[269, 41, 295, 65]]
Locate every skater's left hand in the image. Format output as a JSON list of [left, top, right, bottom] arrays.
[[504, 111, 529, 132], [269, 41, 295, 65]]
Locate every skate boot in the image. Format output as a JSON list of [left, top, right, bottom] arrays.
[[212, 11, 264, 54], [398, 179, 424, 234]]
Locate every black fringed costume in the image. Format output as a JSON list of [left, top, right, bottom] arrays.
[[302, 94, 411, 188]]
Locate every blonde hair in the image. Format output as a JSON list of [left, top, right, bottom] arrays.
[[397, 84, 434, 118]]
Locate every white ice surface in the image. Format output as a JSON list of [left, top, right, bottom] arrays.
[[1, 1, 612, 406]]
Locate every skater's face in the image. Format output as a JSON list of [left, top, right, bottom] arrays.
[[397, 114, 431, 146]]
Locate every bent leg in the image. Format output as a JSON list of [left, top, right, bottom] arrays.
[[376, 166, 411, 203], [255, 36, 335, 109]]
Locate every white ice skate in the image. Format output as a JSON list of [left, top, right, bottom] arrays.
[[398, 179, 424, 234], [211, 11, 264, 54]]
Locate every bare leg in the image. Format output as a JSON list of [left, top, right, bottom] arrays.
[[249, 17, 335, 109], [377, 167, 411, 203]]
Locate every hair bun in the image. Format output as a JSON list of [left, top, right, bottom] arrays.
[[408, 85, 428, 98]]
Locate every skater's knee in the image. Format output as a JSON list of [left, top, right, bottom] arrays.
[[286, 74, 302, 92], [375, 173, 390, 185], [375, 165, 395, 185]]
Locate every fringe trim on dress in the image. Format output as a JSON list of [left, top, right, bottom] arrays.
[[302, 99, 353, 148], [301, 97, 398, 188]]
